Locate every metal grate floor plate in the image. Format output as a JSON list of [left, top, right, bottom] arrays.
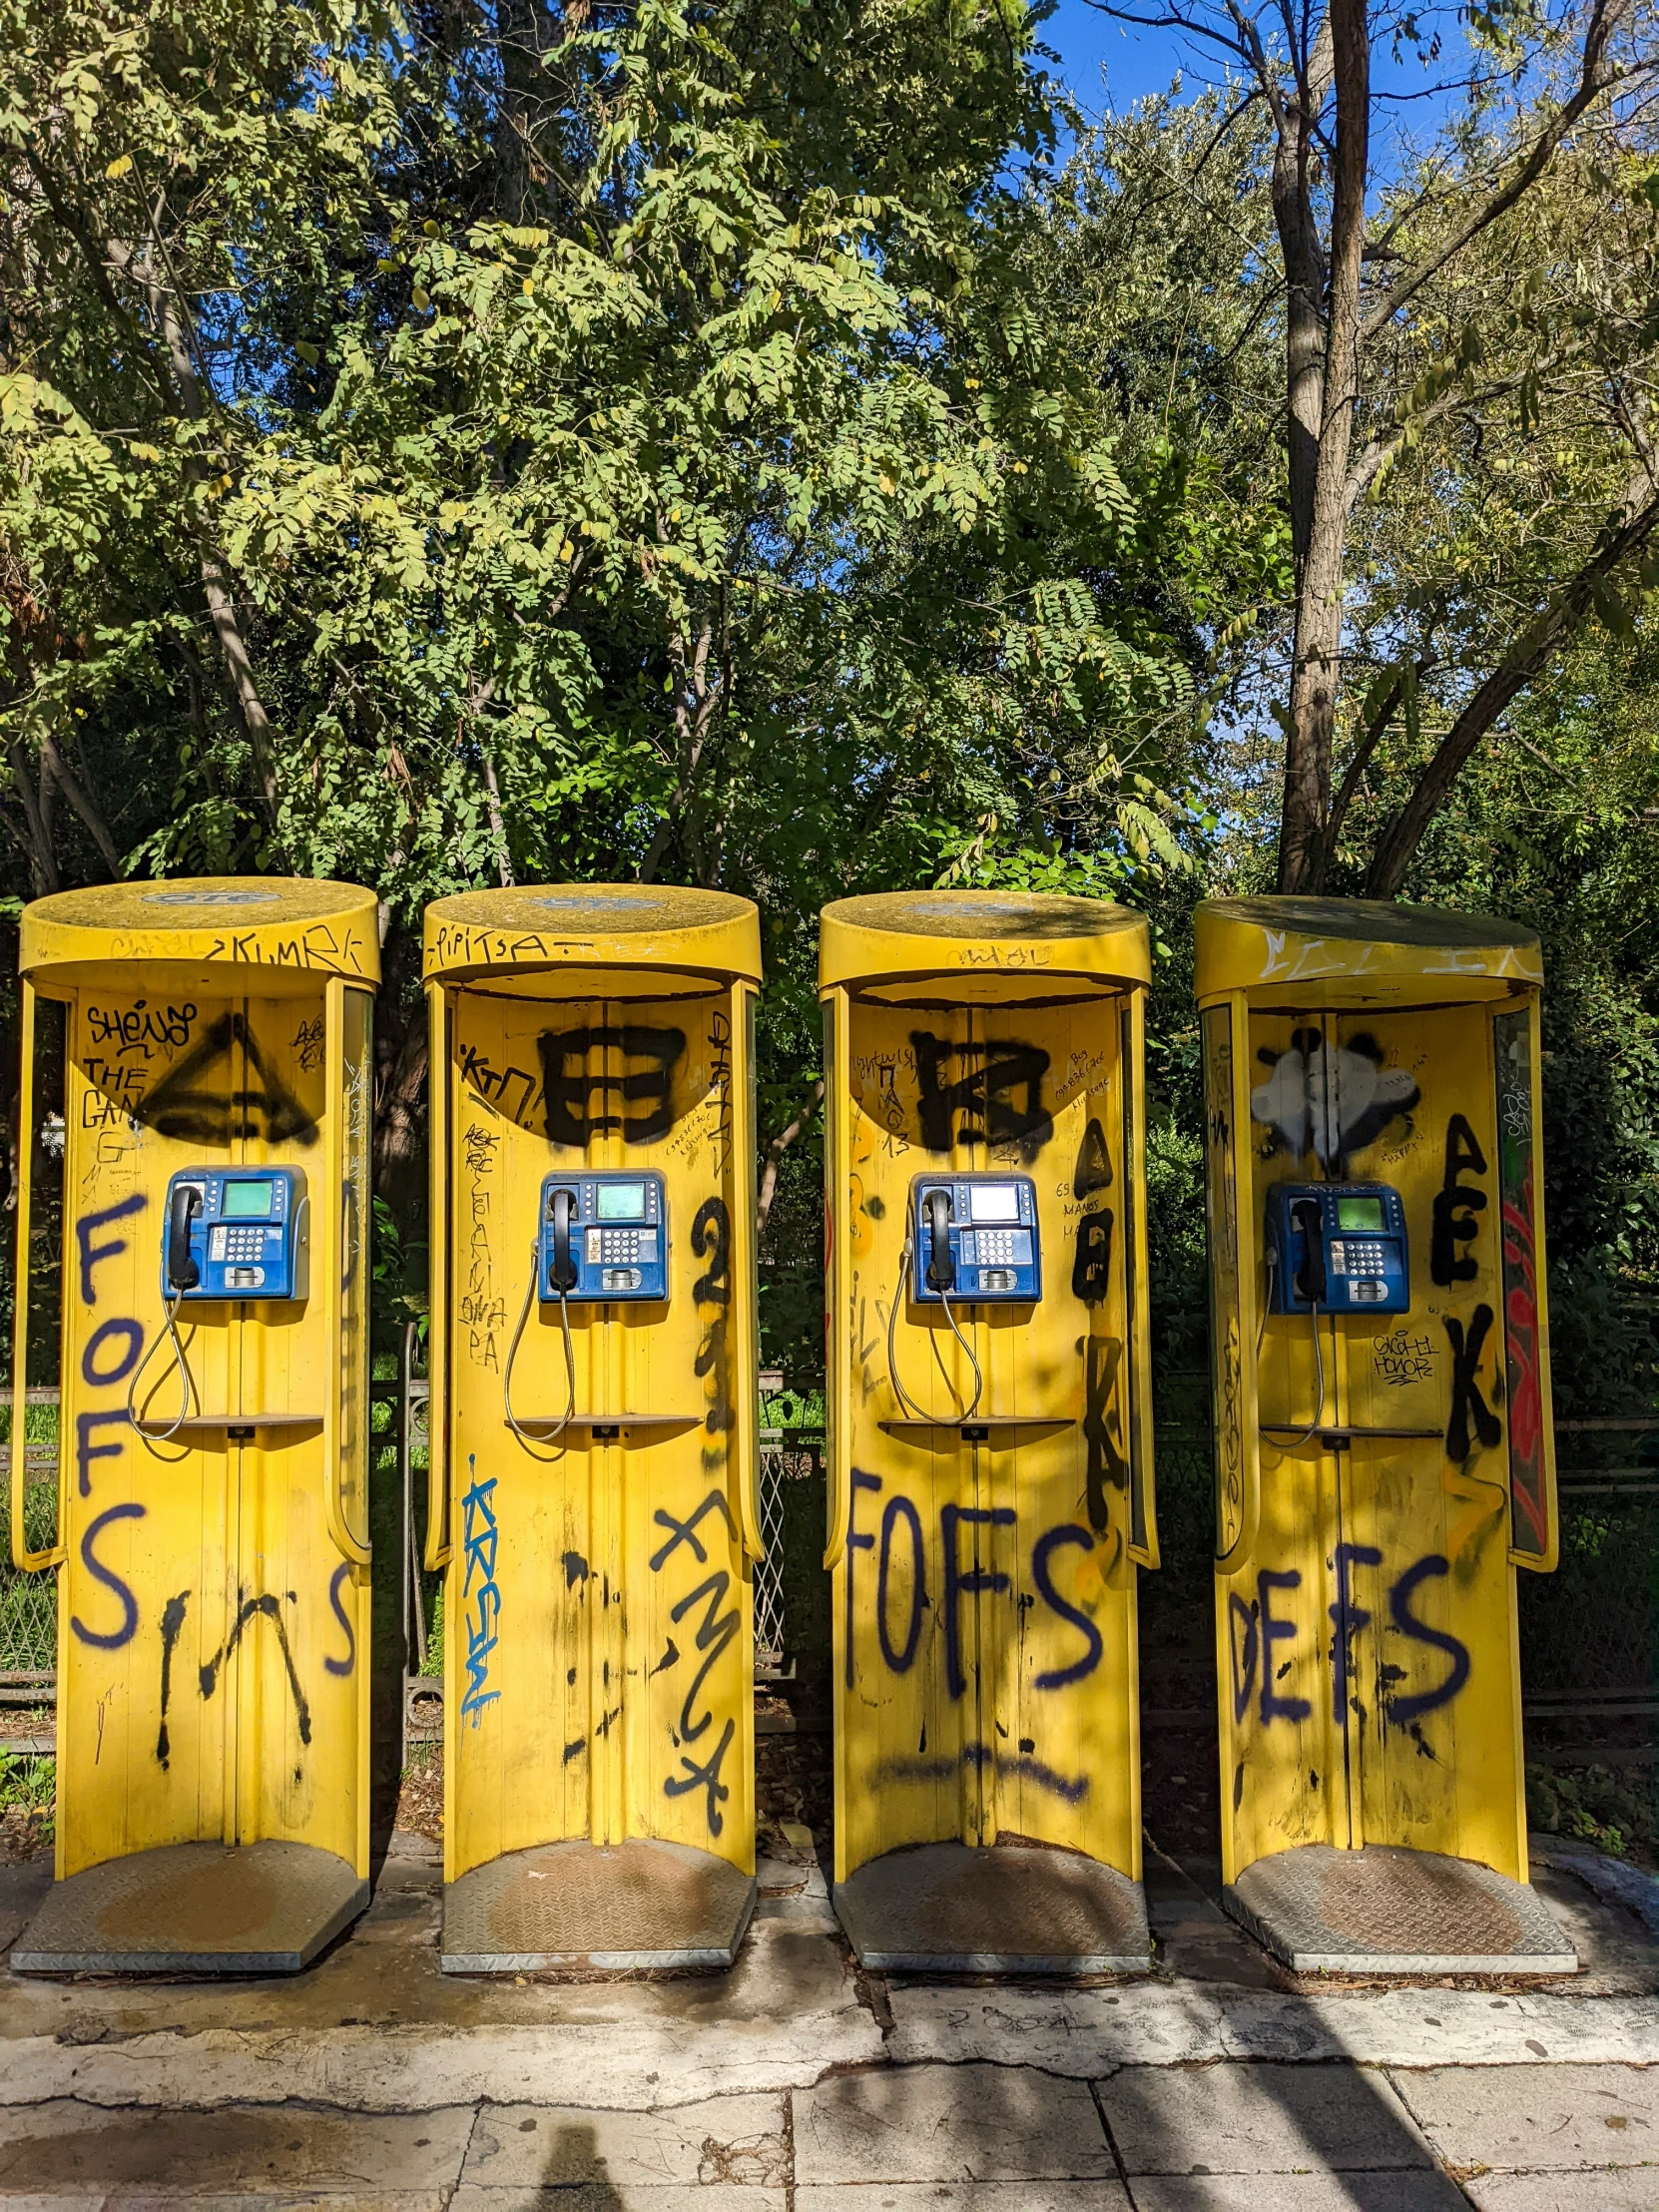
[[834, 1842, 1152, 1973], [441, 1838, 757, 1971], [1225, 1844, 1578, 1974], [11, 1841, 367, 1975]]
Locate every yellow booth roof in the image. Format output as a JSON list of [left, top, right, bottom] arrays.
[[820, 889, 1150, 1000], [1194, 896, 1542, 1008], [423, 884, 762, 986], [20, 877, 380, 995]]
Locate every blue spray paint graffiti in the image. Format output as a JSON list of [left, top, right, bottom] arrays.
[[1229, 1550, 1474, 1729], [70, 1502, 146, 1649], [459, 1458, 501, 1725], [651, 1487, 741, 1833]]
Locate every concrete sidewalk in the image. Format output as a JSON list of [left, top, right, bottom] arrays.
[[0, 1831, 1653, 2209]]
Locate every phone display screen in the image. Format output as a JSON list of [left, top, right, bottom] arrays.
[[596, 1182, 647, 1222], [1336, 1195, 1386, 1232], [223, 1179, 276, 1220], [969, 1185, 1020, 1224]]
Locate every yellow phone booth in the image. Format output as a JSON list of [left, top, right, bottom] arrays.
[[10, 879, 379, 1973], [1197, 896, 1574, 1974], [821, 890, 1157, 1972], [423, 884, 763, 1970]]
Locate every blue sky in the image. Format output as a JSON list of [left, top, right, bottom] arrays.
[[1035, 1, 1476, 156]]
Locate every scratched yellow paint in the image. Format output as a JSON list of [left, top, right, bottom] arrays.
[[9, 881, 379, 1886], [423, 886, 763, 1888], [821, 891, 1156, 1890], [1195, 898, 1558, 1888]]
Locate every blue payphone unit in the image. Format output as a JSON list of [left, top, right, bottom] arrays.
[[1265, 1183, 1409, 1317], [162, 1167, 307, 1302], [537, 1172, 669, 1304], [908, 1174, 1041, 1305]]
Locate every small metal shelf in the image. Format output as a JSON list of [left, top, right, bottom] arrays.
[[503, 1414, 700, 1441], [134, 1413, 322, 1439], [878, 1416, 1073, 1444], [1262, 1423, 1442, 1446]]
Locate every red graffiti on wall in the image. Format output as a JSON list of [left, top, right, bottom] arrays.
[[1501, 1161, 1547, 1553]]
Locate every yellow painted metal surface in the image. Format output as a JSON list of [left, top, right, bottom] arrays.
[[821, 891, 1156, 1889], [1196, 898, 1557, 1889], [11, 879, 379, 1884], [424, 885, 763, 1887]]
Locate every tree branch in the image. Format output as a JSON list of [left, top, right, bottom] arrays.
[[1367, 461, 1659, 894], [757, 1078, 825, 1236]]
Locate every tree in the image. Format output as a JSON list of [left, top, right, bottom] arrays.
[[1088, 0, 1659, 891]]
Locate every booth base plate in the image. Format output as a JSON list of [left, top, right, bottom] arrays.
[[12, 1841, 367, 1974], [833, 1843, 1152, 1973], [1224, 1845, 1578, 1974], [441, 1839, 757, 1971]]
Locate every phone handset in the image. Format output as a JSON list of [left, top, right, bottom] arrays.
[[549, 1188, 577, 1294], [132, 1182, 202, 1441], [1291, 1197, 1327, 1308], [888, 1183, 983, 1422], [1282, 1196, 1328, 1445], [167, 1182, 203, 1292], [924, 1189, 955, 1293]]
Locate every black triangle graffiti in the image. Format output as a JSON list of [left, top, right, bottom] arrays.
[[1073, 1116, 1113, 1200], [133, 1012, 318, 1146]]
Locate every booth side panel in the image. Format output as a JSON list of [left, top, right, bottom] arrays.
[[236, 991, 363, 1866], [1332, 1006, 1523, 1878], [835, 994, 1141, 1881], [445, 988, 752, 1881], [58, 991, 239, 1877]]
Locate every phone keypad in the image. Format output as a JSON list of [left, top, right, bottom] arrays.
[[210, 1226, 272, 1262], [1330, 1240, 1387, 1273]]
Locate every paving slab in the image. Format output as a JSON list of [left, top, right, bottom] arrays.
[[884, 1983, 1659, 2074], [1464, 2175, 1659, 2211], [449, 2191, 787, 2212], [1389, 2062, 1659, 2171], [458, 2095, 786, 2188], [794, 2187, 1130, 2210], [0, 2098, 473, 2194], [793, 2062, 1112, 2185], [1130, 2180, 1468, 2211], [0, 2199, 451, 2211], [1098, 2061, 1433, 2175]]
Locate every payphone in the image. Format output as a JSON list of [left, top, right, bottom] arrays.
[[1264, 1184, 1408, 1317], [10, 878, 378, 1976], [823, 889, 1158, 1975], [1197, 895, 1573, 1976], [424, 884, 763, 1973], [907, 1174, 1041, 1304]]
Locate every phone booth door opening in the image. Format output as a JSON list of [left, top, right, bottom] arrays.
[[1197, 896, 1574, 1975], [424, 885, 763, 1971], [822, 891, 1158, 1973], [10, 879, 378, 1974]]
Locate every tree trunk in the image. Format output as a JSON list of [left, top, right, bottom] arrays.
[[1277, 0, 1370, 894]]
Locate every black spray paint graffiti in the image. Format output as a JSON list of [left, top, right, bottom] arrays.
[[1430, 1115, 1488, 1287], [1251, 1029, 1418, 1171], [538, 1024, 686, 1147], [909, 1033, 1053, 1162], [1443, 1304, 1503, 1460], [1073, 1117, 1113, 1199], [1082, 1336, 1128, 1535], [1229, 1552, 1472, 1731], [154, 1587, 314, 1768], [1072, 1210, 1114, 1306], [84, 1002, 197, 1058], [872, 1739, 1089, 1805], [136, 1012, 318, 1146], [651, 1488, 740, 1835], [691, 1198, 734, 1445]]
